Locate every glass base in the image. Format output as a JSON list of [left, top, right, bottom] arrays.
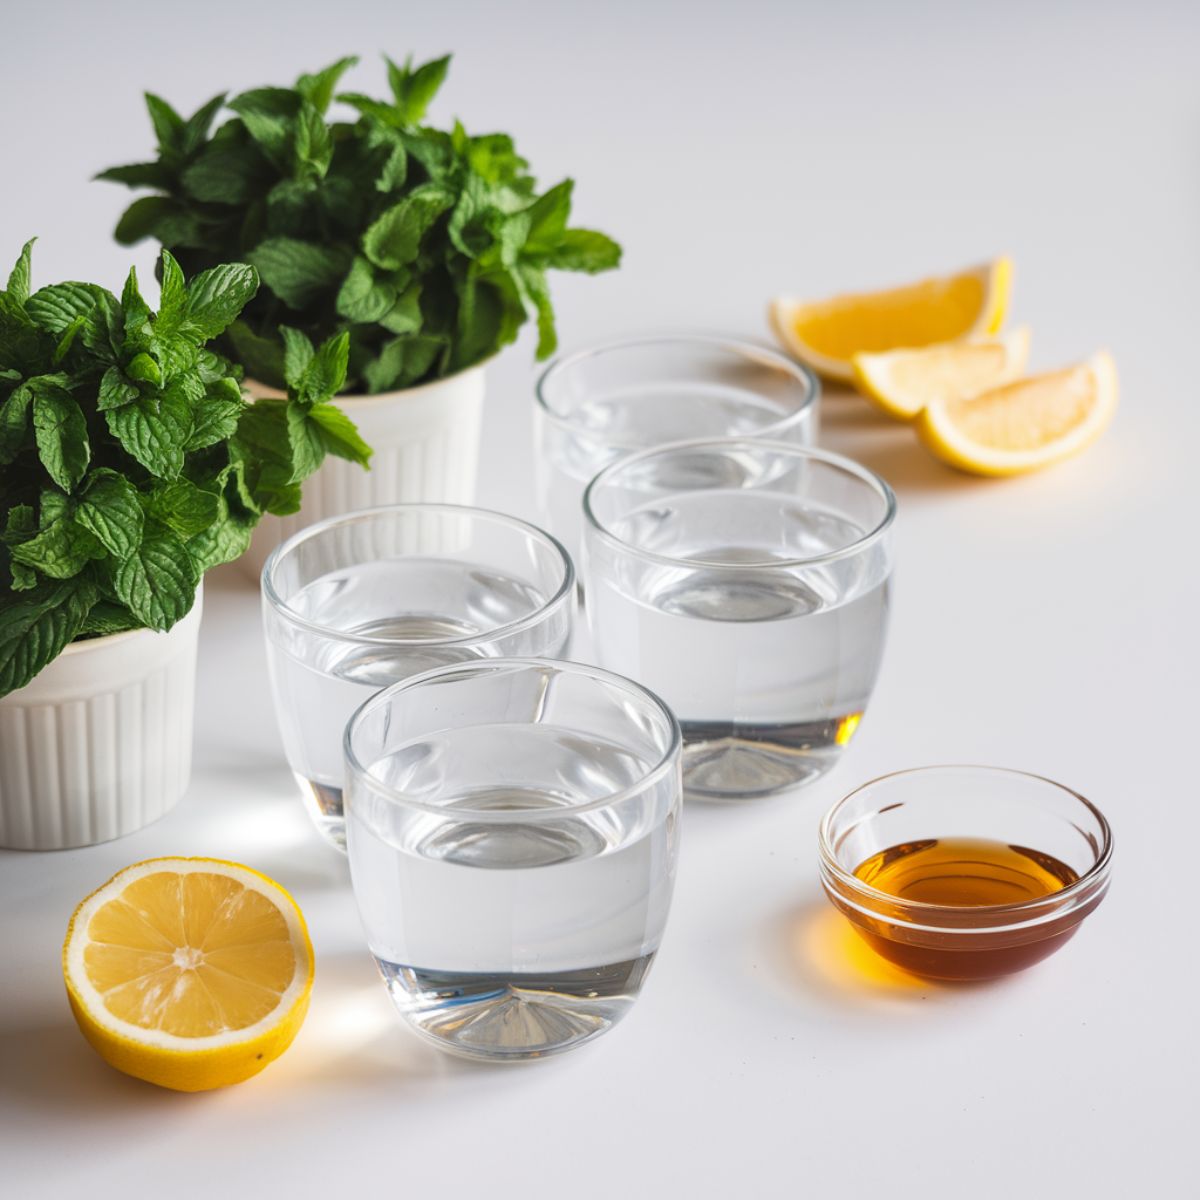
[[295, 774, 347, 851], [680, 715, 858, 799], [377, 954, 655, 1061]]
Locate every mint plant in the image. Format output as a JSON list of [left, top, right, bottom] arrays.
[[0, 241, 370, 697], [100, 54, 622, 395]]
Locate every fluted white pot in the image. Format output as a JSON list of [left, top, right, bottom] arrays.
[[240, 365, 486, 578], [0, 591, 202, 850]]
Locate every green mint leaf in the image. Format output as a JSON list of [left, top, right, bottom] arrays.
[[296, 56, 359, 115], [98, 366, 140, 411], [11, 493, 102, 580], [299, 331, 349, 401], [181, 93, 227, 156], [336, 256, 398, 323], [110, 523, 198, 630], [114, 195, 181, 246], [181, 143, 267, 204], [52, 315, 86, 364], [362, 185, 453, 270], [385, 53, 451, 125], [0, 578, 98, 697], [77, 470, 143, 558], [104, 385, 190, 478], [157, 250, 188, 331], [363, 333, 445, 392], [285, 401, 324, 480], [378, 282, 422, 335], [452, 266, 523, 371], [377, 140, 407, 192], [337, 92, 402, 126], [229, 88, 301, 170], [145, 478, 220, 539], [144, 93, 185, 159], [7, 239, 34, 304], [96, 161, 175, 189], [125, 351, 162, 385], [227, 321, 285, 386], [188, 506, 253, 572], [121, 267, 151, 341], [517, 263, 557, 359], [248, 238, 350, 309], [32, 387, 90, 491], [26, 282, 99, 337], [181, 262, 258, 340], [523, 180, 573, 254], [186, 386, 243, 451], [308, 402, 371, 466], [543, 228, 622, 274], [280, 326, 314, 389], [78, 601, 140, 638], [0, 383, 33, 463], [293, 104, 333, 178]]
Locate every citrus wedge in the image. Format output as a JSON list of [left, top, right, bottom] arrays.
[[63, 857, 314, 1092], [851, 327, 1031, 421], [770, 258, 1012, 382], [915, 351, 1117, 477]]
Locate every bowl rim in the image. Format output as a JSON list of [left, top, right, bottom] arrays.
[[817, 764, 1114, 931]]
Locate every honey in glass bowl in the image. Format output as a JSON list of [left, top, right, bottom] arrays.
[[818, 768, 1112, 982]]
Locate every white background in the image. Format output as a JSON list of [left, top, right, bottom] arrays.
[[1, 1, 1197, 1196]]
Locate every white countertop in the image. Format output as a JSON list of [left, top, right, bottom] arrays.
[[2, 2, 1195, 1196]]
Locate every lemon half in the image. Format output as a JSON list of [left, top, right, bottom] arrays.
[[851, 327, 1031, 421], [63, 857, 314, 1092], [915, 351, 1118, 476], [770, 258, 1012, 382]]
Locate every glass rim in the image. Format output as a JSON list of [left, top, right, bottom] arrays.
[[534, 331, 820, 450], [817, 765, 1114, 928], [582, 438, 897, 571], [343, 656, 683, 822], [261, 503, 575, 649]]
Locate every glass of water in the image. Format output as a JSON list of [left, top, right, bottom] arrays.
[[262, 505, 574, 849], [534, 334, 819, 568], [343, 657, 682, 1061], [584, 439, 895, 800]]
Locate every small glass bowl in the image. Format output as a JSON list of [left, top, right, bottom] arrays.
[[818, 766, 1113, 981]]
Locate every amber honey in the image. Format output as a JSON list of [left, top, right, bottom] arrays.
[[842, 837, 1087, 981], [854, 838, 1079, 906]]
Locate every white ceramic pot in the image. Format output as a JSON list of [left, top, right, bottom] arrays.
[[0, 591, 203, 850], [239, 365, 486, 578]]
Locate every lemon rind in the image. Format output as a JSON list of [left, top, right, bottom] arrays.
[[916, 351, 1117, 477], [770, 257, 1012, 382], [63, 856, 314, 1053]]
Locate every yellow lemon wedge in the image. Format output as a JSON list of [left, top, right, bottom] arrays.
[[915, 351, 1117, 477], [851, 327, 1031, 421], [770, 258, 1013, 382], [63, 857, 314, 1092]]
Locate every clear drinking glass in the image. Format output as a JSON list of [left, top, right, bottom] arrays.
[[584, 439, 896, 800], [535, 334, 819, 567], [262, 505, 574, 850], [343, 657, 682, 1061]]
